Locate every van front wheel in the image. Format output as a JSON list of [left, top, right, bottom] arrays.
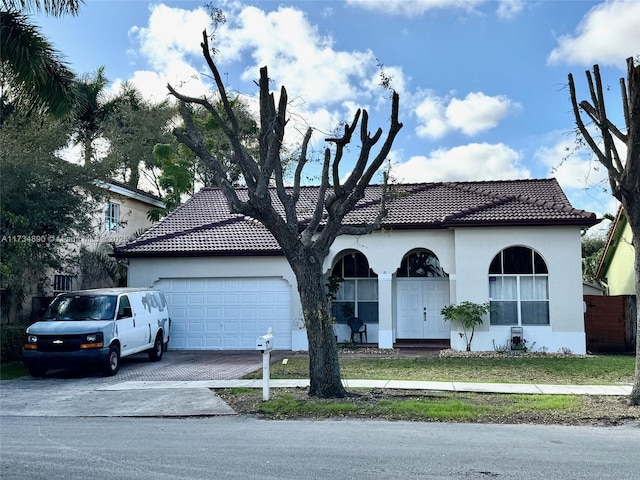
[[28, 366, 47, 377], [148, 333, 163, 362], [102, 345, 120, 376]]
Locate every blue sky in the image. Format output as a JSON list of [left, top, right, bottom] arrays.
[[34, 0, 640, 231]]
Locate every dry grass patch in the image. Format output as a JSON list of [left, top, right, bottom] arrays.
[[217, 387, 640, 426]]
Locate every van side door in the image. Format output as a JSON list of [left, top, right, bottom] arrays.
[[116, 295, 137, 356], [128, 293, 155, 349]]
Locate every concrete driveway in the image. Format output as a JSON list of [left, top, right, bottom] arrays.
[[0, 350, 290, 418]]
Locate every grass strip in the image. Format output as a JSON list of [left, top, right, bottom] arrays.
[[221, 388, 583, 422], [257, 355, 634, 385]]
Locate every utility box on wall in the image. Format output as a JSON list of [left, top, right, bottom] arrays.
[[510, 326, 524, 351]]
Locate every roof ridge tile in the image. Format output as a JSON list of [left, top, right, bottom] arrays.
[[442, 196, 514, 222], [118, 216, 245, 252]]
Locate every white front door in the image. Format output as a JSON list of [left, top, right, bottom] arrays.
[[396, 279, 450, 339]]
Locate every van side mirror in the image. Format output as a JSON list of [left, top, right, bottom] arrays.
[[118, 307, 133, 319]]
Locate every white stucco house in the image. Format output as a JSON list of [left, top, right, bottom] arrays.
[[115, 179, 600, 354]]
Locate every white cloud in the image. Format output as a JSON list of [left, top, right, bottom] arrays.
[[125, 3, 404, 150], [414, 91, 517, 139], [547, 0, 640, 67], [347, 0, 524, 18], [127, 4, 212, 101], [131, 4, 210, 71], [215, 6, 379, 108], [414, 94, 448, 139], [208, 5, 407, 145], [535, 137, 608, 191], [392, 143, 529, 182], [534, 131, 618, 217], [496, 0, 524, 20], [446, 92, 516, 136], [346, 0, 483, 16]]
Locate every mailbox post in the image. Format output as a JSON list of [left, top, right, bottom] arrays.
[[256, 327, 274, 400]]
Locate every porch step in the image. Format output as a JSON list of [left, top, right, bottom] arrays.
[[394, 339, 450, 350]]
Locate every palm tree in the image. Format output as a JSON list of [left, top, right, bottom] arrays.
[[0, 1, 82, 121], [71, 66, 113, 165]]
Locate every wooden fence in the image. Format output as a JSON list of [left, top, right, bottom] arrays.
[[584, 295, 637, 352]]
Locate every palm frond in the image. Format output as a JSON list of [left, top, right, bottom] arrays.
[[0, 11, 75, 117], [1, 0, 83, 16]]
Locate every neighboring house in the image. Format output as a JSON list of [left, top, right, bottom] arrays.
[[587, 206, 637, 352], [115, 179, 599, 354], [91, 180, 165, 247], [596, 206, 636, 296], [31, 181, 164, 319]]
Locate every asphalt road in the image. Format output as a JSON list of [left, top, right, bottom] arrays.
[[1, 416, 638, 480]]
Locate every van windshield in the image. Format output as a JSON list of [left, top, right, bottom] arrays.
[[44, 295, 117, 321]]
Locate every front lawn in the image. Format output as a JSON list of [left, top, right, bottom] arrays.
[[226, 352, 638, 424], [250, 353, 635, 385]]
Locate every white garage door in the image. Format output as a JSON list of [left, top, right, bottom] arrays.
[[157, 277, 292, 350]]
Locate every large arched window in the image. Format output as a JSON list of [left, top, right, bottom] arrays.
[[396, 249, 448, 277], [330, 252, 378, 324], [489, 246, 549, 325]]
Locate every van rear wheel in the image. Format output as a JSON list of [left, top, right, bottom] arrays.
[[102, 345, 120, 376], [148, 333, 163, 362]]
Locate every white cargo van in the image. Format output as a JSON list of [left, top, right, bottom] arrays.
[[23, 288, 170, 377]]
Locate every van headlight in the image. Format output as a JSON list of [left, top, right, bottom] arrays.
[[80, 333, 104, 349], [24, 334, 38, 350]]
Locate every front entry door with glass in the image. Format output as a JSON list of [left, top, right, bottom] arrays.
[[396, 279, 450, 339]]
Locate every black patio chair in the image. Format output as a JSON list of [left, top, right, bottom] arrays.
[[347, 316, 367, 344]]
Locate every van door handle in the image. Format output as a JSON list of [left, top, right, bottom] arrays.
[[423, 308, 427, 321]]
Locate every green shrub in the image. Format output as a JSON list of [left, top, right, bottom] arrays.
[[1, 323, 26, 362], [441, 301, 491, 351]]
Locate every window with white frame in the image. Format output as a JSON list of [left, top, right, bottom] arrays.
[[330, 252, 378, 324], [489, 246, 549, 325], [104, 202, 119, 232]]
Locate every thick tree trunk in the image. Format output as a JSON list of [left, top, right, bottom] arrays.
[[83, 139, 92, 165], [126, 159, 140, 189], [623, 196, 640, 405], [290, 253, 346, 398]]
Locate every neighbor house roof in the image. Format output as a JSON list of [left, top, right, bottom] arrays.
[[99, 180, 165, 208], [595, 205, 627, 280], [115, 178, 600, 258]]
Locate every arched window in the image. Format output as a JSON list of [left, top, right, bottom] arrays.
[[396, 249, 448, 277], [489, 246, 549, 326], [330, 252, 378, 324]]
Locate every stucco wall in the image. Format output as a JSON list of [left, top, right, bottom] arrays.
[[94, 195, 159, 244], [451, 226, 586, 354], [127, 224, 587, 354]]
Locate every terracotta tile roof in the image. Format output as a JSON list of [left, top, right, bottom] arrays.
[[115, 178, 600, 257]]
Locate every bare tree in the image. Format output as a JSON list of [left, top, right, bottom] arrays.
[[568, 56, 640, 405], [167, 31, 402, 398]]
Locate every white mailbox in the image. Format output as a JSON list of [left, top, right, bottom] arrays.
[[256, 327, 274, 353], [256, 327, 274, 401]]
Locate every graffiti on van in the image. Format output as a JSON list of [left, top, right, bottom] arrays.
[[141, 292, 167, 313]]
